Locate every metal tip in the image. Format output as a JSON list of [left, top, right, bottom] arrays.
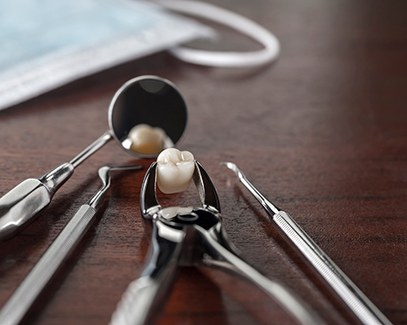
[[97, 165, 143, 186], [221, 161, 280, 214], [221, 161, 238, 173], [222, 162, 244, 179]]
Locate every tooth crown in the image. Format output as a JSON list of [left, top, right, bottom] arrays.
[[156, 148, 195, 194], [127, 124, 166, 155]]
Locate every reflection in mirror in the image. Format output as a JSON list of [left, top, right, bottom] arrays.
[[109, 76, 187, 156], [122, 124, 168, 155]]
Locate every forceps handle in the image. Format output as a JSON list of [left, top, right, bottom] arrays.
[[197, 227, 322, 325], [110, 222, 182, 325], [0, 204, 97, 325], [110, 274, 174, 325], [273, 211, 392, 325]]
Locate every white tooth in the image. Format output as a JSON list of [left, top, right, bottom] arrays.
[[126, 124, 166, 155], [156, 148, 195, 194]]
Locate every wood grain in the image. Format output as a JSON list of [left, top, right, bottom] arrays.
[[0, 0, 406, 324]]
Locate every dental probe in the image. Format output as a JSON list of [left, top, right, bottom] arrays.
[[0, 165, 142, 325], [224, 162, 392, 325]]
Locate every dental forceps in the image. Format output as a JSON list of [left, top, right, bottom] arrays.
[[110, 161, 323, 325]]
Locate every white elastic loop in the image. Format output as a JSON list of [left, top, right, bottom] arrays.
[[155, 0, 281, 68]]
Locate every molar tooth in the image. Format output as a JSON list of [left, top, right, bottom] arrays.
[[126, 124, 166, 155], [156, 148, 195, 194]]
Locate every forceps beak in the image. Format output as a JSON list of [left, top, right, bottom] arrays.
[[140, 162, 160, 218], [140, 160, 221, 219], [193, 161, 221, 212]]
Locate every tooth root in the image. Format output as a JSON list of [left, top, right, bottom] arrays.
[[156, 148, 195, 194], [126, 124, 166, 155]]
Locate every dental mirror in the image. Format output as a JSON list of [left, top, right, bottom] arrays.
[[0, 75, 187, 240], [109, 76, 187, 156]]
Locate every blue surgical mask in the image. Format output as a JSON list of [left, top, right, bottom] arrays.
[[0, 0, 211, 110]]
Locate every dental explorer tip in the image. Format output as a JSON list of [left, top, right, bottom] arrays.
[[222, 162, 241, 175]]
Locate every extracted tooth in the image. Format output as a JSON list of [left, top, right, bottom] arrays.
[[156, 148, 195, 194], [125, 124, 166, 155]]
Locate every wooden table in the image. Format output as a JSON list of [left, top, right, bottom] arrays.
[[0, 0, 406, 324]]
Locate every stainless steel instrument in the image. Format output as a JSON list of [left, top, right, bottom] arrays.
[[110, 161, 323, 325], [0, 164, 142, 325], [0, 75, 187, 240], [224, 161, 392, 325]]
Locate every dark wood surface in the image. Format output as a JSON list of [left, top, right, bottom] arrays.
[[0, 0, 406, 324]]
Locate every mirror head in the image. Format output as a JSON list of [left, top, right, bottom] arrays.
[[108, 76, 188, 156]]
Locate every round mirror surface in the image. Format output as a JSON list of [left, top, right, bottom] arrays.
[[108, 76, 188, 156]]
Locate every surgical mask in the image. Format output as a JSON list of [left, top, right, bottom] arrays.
[[0, 0, 280, 111]]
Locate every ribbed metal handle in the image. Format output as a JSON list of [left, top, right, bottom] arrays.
[[0, 204, 96, 325], [274, 211, 392, 325]]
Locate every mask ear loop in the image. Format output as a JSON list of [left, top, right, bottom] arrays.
[[154, 0, 281, 68]]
